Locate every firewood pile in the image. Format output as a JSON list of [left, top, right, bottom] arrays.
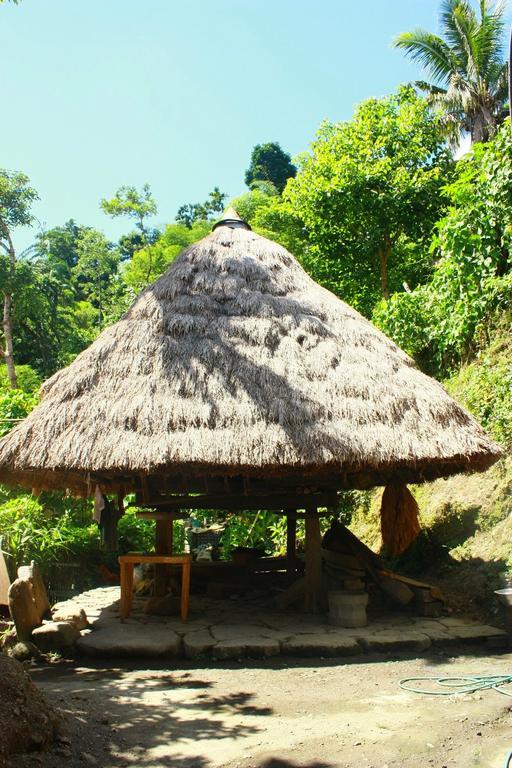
[[322, 520, 445, 617]]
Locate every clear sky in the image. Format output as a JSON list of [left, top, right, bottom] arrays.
[[1, 0, 509, 251]]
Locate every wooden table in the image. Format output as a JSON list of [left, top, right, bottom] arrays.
[[118, 554, 192, 622]]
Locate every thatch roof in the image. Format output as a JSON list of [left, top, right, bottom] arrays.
[[0, 211, 502, 495]]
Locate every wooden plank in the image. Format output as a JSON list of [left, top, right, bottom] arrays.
[[134, 491, 338, 512], [0, 548, 10, 607], [304, 509, 322, 612]]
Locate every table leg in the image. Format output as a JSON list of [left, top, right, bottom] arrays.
[[120, 563, 134, 620], [181, 560, 191, 622]]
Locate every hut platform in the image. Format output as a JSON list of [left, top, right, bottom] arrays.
[[55, 587, 509, 660]]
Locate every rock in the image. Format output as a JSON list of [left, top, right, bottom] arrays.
[[213, 636, 280, 659], [76, 623, 181, 657], [17, 561, 51, 621], [358, 630, 431, 652], [8, 641, 41, 661], [8, 578, 42, 640], [52, 604, 88, 630], [281, 632, 361, 657], [0, 655, 60, 763], [444, 624, 508, 643], [143, 595, 180, 616], [183, 629, 216, 658], [32, 621, 80, 651], [210, 624, 277, 641]]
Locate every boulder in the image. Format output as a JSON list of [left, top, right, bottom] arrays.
[[17, 561, 51, 621], [8, 641, 41, 662], [31, 621, 80, 652], [52, 604, 88, 630], [8, 578, 41, 641]]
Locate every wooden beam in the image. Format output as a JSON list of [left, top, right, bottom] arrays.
[[286, 509, 297, 576], [304, 508, 322, 613], [134, 491, 338, 512]]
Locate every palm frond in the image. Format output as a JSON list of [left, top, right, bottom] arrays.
[[440, 0, 477, 61], [393, 29, 456, 85], [475, 0, 506, 75]]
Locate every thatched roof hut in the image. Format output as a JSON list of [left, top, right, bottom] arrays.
[[0, 209, 502, 501]]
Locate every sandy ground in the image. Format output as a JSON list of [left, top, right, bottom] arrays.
[[14, 649, 512, 768]]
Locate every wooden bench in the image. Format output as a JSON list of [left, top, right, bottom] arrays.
[[118, 554, 192, 622]]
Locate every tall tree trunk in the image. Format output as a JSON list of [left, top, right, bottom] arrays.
[[379, 234, 392, 300], [1, 230, 18, 389], [2, 292, 17, 388]]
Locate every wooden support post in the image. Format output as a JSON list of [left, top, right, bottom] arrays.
[[304, 508, 322, 613], [285, 509, 297, 577], [154, 517, 173, 596]]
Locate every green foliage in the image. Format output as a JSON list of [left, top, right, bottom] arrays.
[[73, 229, 121, 330], [0, 388, 37, 436], [374, 123, 512, 374], [245, 142, 297, 193], [0, 169, 38, 230], [100, 184, 157, 239], [123, 220, 210, 293], [0, 364, 40, 393], [286, 86, 452, 314], [176, 187, 227, 229], [393, 0, 509, 144], [445, 326, 512, 447]]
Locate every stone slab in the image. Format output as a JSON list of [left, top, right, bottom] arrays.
[[211, 624, 277, 641], [76, 624, 181, 657], [213, 637, 280, 660], [445, 624, 508, 642], [183, 630, 216, 659], [358, 630, 432, 653], [281, 632, 361, 657]]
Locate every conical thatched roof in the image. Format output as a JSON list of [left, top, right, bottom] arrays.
[[0, 213, 502, 495]]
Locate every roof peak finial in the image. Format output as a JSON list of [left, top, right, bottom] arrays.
[[213, 207, 251, 231]]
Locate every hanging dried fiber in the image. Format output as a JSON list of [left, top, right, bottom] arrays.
[[380, 483, 421, 556]]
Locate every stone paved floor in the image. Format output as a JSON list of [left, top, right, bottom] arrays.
[[55, 586, 509, 660]]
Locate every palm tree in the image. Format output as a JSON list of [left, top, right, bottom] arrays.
[[393, 0, 509, 144]]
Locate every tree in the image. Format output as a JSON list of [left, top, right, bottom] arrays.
[[175, 187, 228, 229], [123, 220, 210, 294], [393, 0, 509, 144], [245, 142, 297, 193], [374, 122, 512, 375], [0, 170, 38, 387], [73, 230, 120, 330], [100, 184, 157, 243], [285, 87, 453, 314]]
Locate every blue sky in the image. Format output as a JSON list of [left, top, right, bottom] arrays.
[[1, 0, 509, 251]]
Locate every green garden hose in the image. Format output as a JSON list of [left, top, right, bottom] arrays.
[[399, 674, 512, 697]]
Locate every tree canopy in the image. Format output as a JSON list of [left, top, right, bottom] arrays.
[[285, 86, 453, 314], [245, 142, 297, 194], [393, 0, 509, 144]]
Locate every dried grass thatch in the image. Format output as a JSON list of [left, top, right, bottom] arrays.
[[380, 483, 421, 556], [0, 211, 503, 494]]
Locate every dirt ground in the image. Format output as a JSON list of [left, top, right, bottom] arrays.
[[12, 649, 512, 768]]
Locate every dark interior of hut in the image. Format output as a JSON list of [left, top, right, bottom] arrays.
[[119, 473, 444, 623]]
